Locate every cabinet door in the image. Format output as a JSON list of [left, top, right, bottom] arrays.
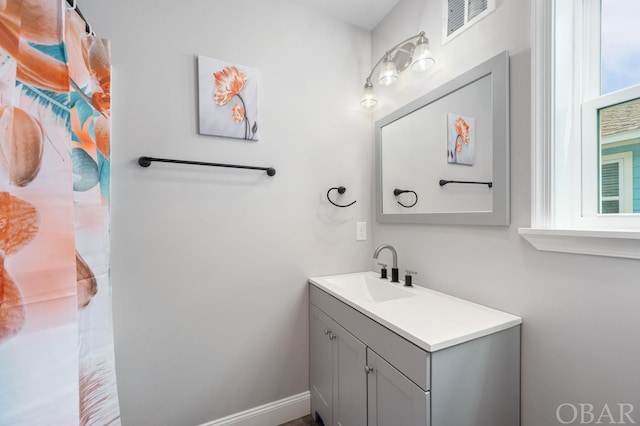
[[310, 304, 333, 426], [332, 322, 367, 426], [367, 348, 430, 426]]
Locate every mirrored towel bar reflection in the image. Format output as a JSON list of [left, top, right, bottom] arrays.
[[439, 179, 493, 188], [393, 188, 418, 208]]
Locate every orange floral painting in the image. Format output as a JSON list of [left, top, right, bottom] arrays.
[[198, 55, 259, 140], [447, 113, 475, 165]]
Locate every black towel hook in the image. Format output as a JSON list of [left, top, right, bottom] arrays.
[[393, 188, 418, 208], [327, 186, 357, 208]]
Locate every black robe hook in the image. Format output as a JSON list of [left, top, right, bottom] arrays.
[[327, 186, 357, 208]]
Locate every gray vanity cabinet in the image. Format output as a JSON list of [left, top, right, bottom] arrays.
[[310, 289, 430, 426], [309, 283, 520, 426], [310, 304, 367, 426]]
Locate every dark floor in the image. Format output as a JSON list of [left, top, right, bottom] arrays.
[[279, 414, 320, 426]]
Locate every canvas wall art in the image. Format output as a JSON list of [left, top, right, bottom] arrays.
[[447, 113, 475, 165], [198, 55, 259, 140]]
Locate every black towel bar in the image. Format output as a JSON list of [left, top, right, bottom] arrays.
[[138, 156, 276, 176]]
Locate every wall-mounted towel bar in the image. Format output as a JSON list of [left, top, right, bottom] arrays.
[[439, 179, 492, 188], [138, 156, 276, 176], [327, 186, 356, 208]]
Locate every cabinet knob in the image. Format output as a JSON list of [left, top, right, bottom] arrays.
[[329, 332, 337, 340], [324, 329, 331, 335], [364, 365, 374, 374]]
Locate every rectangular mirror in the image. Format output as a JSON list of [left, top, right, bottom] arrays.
[[375, 51, 510, 225]]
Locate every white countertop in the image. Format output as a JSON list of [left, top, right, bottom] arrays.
[[309, 271, 522, 352]]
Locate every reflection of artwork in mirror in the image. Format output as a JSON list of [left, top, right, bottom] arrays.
[[598, 97, 640, 214], [447, 113, 475, 165]]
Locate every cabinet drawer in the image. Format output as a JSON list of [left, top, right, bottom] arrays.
[[310, 284, 430, 391]]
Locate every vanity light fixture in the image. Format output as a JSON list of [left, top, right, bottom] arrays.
[[379, 52, 399, 86], [360, 31, 435, 108]]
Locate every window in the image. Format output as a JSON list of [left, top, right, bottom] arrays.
[[600, 152, 633, 214], [601, 161, 622, 213], [521, 0, 640, 259], [582, 95, 640, 225], [600, 0, 640, 94]]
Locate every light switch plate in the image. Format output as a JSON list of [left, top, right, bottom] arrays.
[[356, 222, 367, 241]]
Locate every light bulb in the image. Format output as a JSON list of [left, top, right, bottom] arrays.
[[378, 53, 399, 86], [411, 35, 435, 72], [360, 80, 377, 108]]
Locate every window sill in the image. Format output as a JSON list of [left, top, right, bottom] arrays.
[[518, 228, 640, 260]]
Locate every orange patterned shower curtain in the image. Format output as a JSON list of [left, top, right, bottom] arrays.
[[0, 1, 119, 424]]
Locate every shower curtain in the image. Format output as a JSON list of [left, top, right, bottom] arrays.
[[0, 1, 120, 424]]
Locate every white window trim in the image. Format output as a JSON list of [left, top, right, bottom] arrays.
[[519, 0, 640, 260]]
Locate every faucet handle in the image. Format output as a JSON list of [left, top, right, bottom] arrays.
[[377, 263, 388, 279], [404, 270, 417, 287]]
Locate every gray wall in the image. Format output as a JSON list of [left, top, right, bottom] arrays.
[[81, 1, 373, 424], [372, 1, 640, 426], [80, 0, 640, 425]]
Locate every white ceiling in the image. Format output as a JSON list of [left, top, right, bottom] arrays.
[[290, 0, 400, 31]]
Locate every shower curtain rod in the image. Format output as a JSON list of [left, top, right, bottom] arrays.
[[65, 0, 94, 35]]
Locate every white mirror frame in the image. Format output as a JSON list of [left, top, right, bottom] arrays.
[[375, 50, 510, 225]]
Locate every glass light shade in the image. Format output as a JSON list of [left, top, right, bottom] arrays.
[[360, 83, 377, 108], [378, 55, 399, 86], [411, 37, 435, 72]]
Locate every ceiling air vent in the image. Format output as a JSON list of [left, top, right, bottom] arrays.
[[443, 0, 494, 43], [447, 0, 466, 36]]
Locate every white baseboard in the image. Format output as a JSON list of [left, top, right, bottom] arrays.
[[200, 391, 310, 426]]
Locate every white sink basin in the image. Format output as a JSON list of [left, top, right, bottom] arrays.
[[309, 271, 523, 351], [325, 274, 415, 302]]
